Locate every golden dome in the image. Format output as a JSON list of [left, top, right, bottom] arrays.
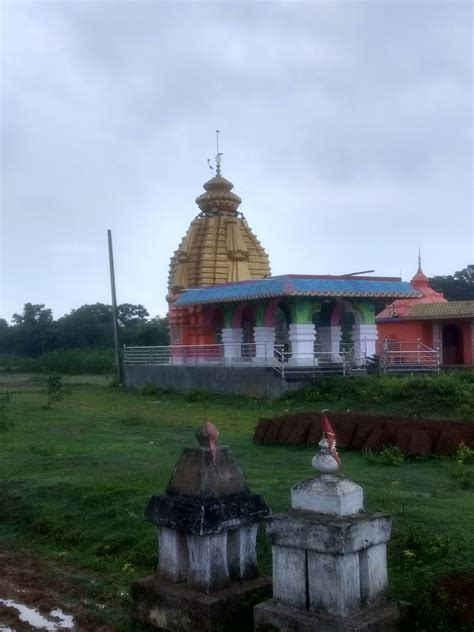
[[195, 175, 242, 215], [168, 172, 271, 293]]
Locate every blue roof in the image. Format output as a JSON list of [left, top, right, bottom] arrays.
[[175, 275, 420, 306]]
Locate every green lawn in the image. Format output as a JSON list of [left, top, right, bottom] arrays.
[[0, 374, 472, 631]]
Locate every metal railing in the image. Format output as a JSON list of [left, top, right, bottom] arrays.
[[271, 348, 360, 378], [124, 342, 269, 367], [377, 339, 439, 373], [124, 342, 366, 377]]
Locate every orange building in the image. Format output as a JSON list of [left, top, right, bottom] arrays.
[[376, 264, 474, 367]]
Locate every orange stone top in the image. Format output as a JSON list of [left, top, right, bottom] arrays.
[[376, 265, 447, 320]]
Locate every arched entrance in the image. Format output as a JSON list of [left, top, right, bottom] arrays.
[[204, 306, 225, 344], [231, 304, 256, 358], [442, 325, 463, 365], [273, 303, 291, 352]]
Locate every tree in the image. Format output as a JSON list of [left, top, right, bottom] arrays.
[[430, 265, 474, 301], [134, 316, 169, 346], [0, 319, 11, 354], [55, 303, 114, 349], [10, 303, 54, 357]]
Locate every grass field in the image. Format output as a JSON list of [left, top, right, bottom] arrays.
[[0, 373, 473, 631]]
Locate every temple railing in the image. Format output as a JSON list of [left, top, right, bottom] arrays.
[[377, 339, 440, 373], [124, 339, 440, 377], [123, 342, 365, 377]]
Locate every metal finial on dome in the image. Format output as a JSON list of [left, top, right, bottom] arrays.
[[215, 129, 223, 177], [418, 247, 422, 272]]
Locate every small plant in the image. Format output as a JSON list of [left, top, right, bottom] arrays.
[[447, 443, 474, 490], [454, 442, 474, 465], [0, 392, 13, 431], [43, 373, 67, 409], [0, 391, 12, 409], [185, 389, 209, 403], [367, 444, 405, 466], [140, 383, 174, 396]]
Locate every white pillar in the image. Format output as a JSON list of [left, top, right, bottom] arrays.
[[227, 525, 259, 581], [253, 326, 275, 364], [289, 324, 317, 365], [352, 324, 377, 363], [221, 328, 243, 362], [319, 326, 342, 361], [308, 551, 361, 616], [186, 533, 231, 593], [433, 321, 442, 364], [157, 527, 188, 583]]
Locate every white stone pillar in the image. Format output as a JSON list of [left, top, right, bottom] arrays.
[[186, 533, 231, 593], [288, 324, 317, 365], [359, 543, 388, 605], [157, 527, 188, 583], [319, 325, 342, 361], [352, 324, 377, 363], [308, 551, 361, 616], [253, 326, 275, 364], [227, 524, 259, 581], [272, 545, 307, 609], [221, 327, 243, 363]]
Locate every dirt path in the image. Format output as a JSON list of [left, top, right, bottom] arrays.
[[0, 552, 115, 632]]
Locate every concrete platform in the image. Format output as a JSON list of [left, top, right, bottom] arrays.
[[131, 574, 272, 632], [254, 599, 401, 632]]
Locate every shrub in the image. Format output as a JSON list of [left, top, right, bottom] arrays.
[[43, 373, 67, 409], [367, 445, 405, 466], [0, 349, 115, 374], [185, 389, 209, 403], [140, 384, 175, 396], [454, 442, 474, 465]]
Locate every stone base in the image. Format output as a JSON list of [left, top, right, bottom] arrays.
[[131, 575, 272, 632], [254, 599, 401, 632]]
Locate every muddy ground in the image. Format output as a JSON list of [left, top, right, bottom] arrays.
[[0, 552, 116, 632]]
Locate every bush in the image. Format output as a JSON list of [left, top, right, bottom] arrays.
[[185, 389, 209, 403], [0, 349, 114, 374], [281, 373, 474, 418], [43, 373, 68, 409], [140, 384, 175, 396], [367, 445, 405, 466]]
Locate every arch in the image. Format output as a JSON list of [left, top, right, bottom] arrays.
[[263, 298, 292, 327], [203, 305, 225, 343], [329, 300, 362, 327], [232, 302, 254, 328], [442, 324, 464, 365]]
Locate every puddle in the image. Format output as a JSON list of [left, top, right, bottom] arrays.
[[0, 600, 74, 630]]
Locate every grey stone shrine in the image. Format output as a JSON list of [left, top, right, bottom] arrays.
[[254, 417, 400, 631], [131, 422, 271, 631]]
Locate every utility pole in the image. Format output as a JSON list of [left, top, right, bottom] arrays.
[[107, 229, 122, 384]]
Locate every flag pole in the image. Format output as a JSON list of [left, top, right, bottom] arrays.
[[107, 229, 122, 384]]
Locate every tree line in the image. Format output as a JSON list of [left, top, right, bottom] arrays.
[[0, 302, 168, 357], [0, 265, 472, 358], [429, 265, 474, 301]]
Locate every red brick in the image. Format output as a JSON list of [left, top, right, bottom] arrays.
[[253, 418, 271, 443]]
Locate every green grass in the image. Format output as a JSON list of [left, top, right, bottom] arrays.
[[0, 374, 472, 631]]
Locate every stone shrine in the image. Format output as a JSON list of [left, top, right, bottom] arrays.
[[131, 422, 271, 631], [254, 415, 400, 631]]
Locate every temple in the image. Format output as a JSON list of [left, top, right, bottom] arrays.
[[377, 258, 473, 367], [124, 155, 449, 394]]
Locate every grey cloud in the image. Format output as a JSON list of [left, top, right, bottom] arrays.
[[1, 0, 472, 320]]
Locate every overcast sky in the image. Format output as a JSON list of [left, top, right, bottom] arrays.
[[1, 0, 472, 321]]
